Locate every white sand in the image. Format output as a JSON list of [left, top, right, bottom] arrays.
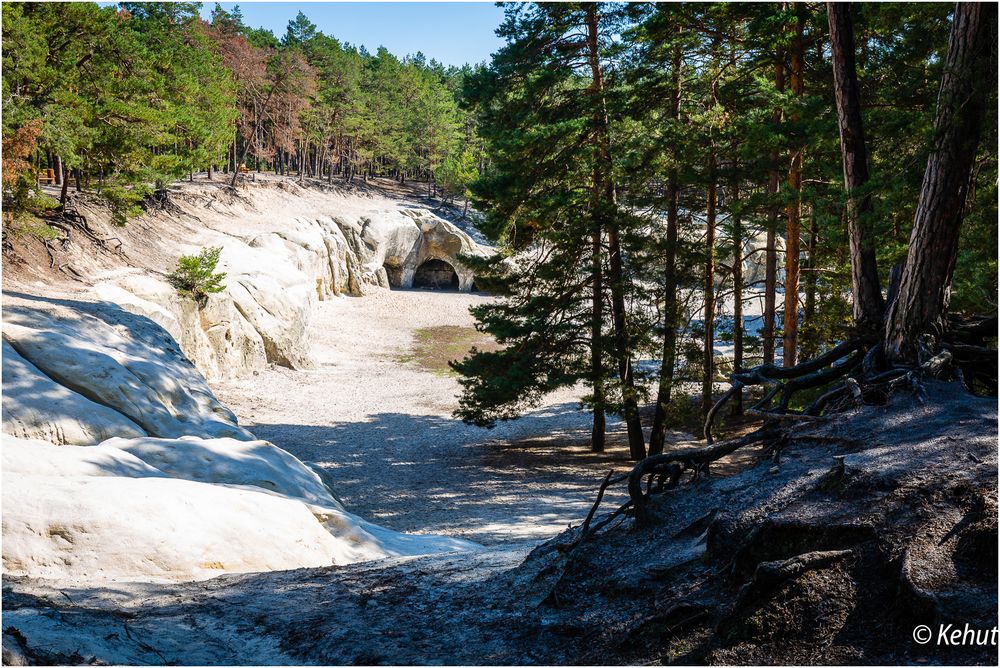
[[211, 288, 635, 545]]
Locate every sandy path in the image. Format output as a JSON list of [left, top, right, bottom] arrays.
[[212, 289, 634, 545]]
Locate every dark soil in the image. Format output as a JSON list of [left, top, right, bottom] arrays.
[[3, 379, 997, 665]]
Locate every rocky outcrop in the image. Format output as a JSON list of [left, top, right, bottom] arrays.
[[1, 177, 485, 586], [2, 292, 252, 443], [2, 436, 476, 582], [70, 179, 493, 381], [2, 180, 493, 442], [379, 208, 483, 291], [1, 340, 148, 445]]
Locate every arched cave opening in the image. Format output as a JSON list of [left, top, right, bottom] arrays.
[[413, 259, 460, 290]]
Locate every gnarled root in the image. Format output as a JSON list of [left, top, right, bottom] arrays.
[[44, 207, 130, 264], [629, 426, 778, 524], [704, 340, 865, 443], [735, 549, 854, 606]]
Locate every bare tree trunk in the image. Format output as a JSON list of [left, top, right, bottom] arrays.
[[884, 2, 996, 363], [783, 7, 805, 367], [731, 180, 744, 416], [702, 146, 717, 415], [59, 165, 69, 207], [649, 42, 683, 456], [591, 225, 606, 453], [586, 3, 644, 460], [827, 1, 885, 337], [763, 54, 784, 366], [802, 206, 820, 359]]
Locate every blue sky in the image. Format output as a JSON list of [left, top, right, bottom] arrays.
[[210, 1, 506, 67]]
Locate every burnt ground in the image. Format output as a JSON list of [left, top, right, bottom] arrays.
[[2, 378, 996, 665]]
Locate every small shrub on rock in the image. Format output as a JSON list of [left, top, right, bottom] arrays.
[[168, 246, 226, 306]]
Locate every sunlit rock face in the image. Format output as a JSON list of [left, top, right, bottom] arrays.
[[2, 293, 252, 443], [1, 434, 478, 583], [1, 180, 487, 583], [66, 181, 493, 381], [2, 340, 148, 445]]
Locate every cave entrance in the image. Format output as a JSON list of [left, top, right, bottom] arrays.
[[413, 259, 460, 290]]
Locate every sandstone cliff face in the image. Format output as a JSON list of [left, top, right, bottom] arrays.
[[3, 178, 490, 443], [1, 178, 487, 583], [10, 178, 488, 381]]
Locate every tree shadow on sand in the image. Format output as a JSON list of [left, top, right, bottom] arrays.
[[252, 404, 635, 545]]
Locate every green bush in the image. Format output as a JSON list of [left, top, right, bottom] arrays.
[[167, 246, 226, 306]]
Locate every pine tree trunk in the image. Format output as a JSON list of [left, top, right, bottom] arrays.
[[731, 180, 744, 416], [649, 42, 683, 456], [591, 224, 606, 453], [884, 2, 996, 363], [783, 8, 805, 367], [59, 165, 70, 207], [827, 1, 884, 337], [763, 54, 784, 366], [802, 207, 820, 359], [585, 3, 644, 460], [702, 147, 717, 416]]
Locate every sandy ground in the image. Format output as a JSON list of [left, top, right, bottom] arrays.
[[212, 288, 639, 545]]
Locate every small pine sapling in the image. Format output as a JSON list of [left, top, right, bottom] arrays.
[[167, 246, 227, 306]]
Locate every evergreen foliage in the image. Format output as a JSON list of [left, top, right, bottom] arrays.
[[2, 2, 996, 453], [2, 1, 479, 226], [455, 2, 997, 453], [167, 246, 227, 305]]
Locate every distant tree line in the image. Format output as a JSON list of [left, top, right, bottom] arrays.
[[1, 2, 482, 227]]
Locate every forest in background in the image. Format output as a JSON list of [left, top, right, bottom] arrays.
[[2, 1, 480, 226], [2, 2, 997, 461]]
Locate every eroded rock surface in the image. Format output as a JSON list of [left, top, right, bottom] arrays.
[[2, 180, 487, 590], [85, 179, 492, 380], [2, 293, 251, 442], [1, 435, 477, 582]]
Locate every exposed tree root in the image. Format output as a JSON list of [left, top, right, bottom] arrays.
[[627, 426, 779, 524], [570, 323, 995, 561], [704, 340, 865, 444], [43, 206, 131, 269], [735, 549, 854, 606]]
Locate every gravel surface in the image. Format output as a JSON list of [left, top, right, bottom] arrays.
[[211, 288, 638, 545]]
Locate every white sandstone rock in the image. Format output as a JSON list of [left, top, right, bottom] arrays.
[[1, 435, 165, 478], [1, 436, 477, 582], [103, 435, 344, 509], [1, 341, 147, 445], [2, 295, 252, 441]]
